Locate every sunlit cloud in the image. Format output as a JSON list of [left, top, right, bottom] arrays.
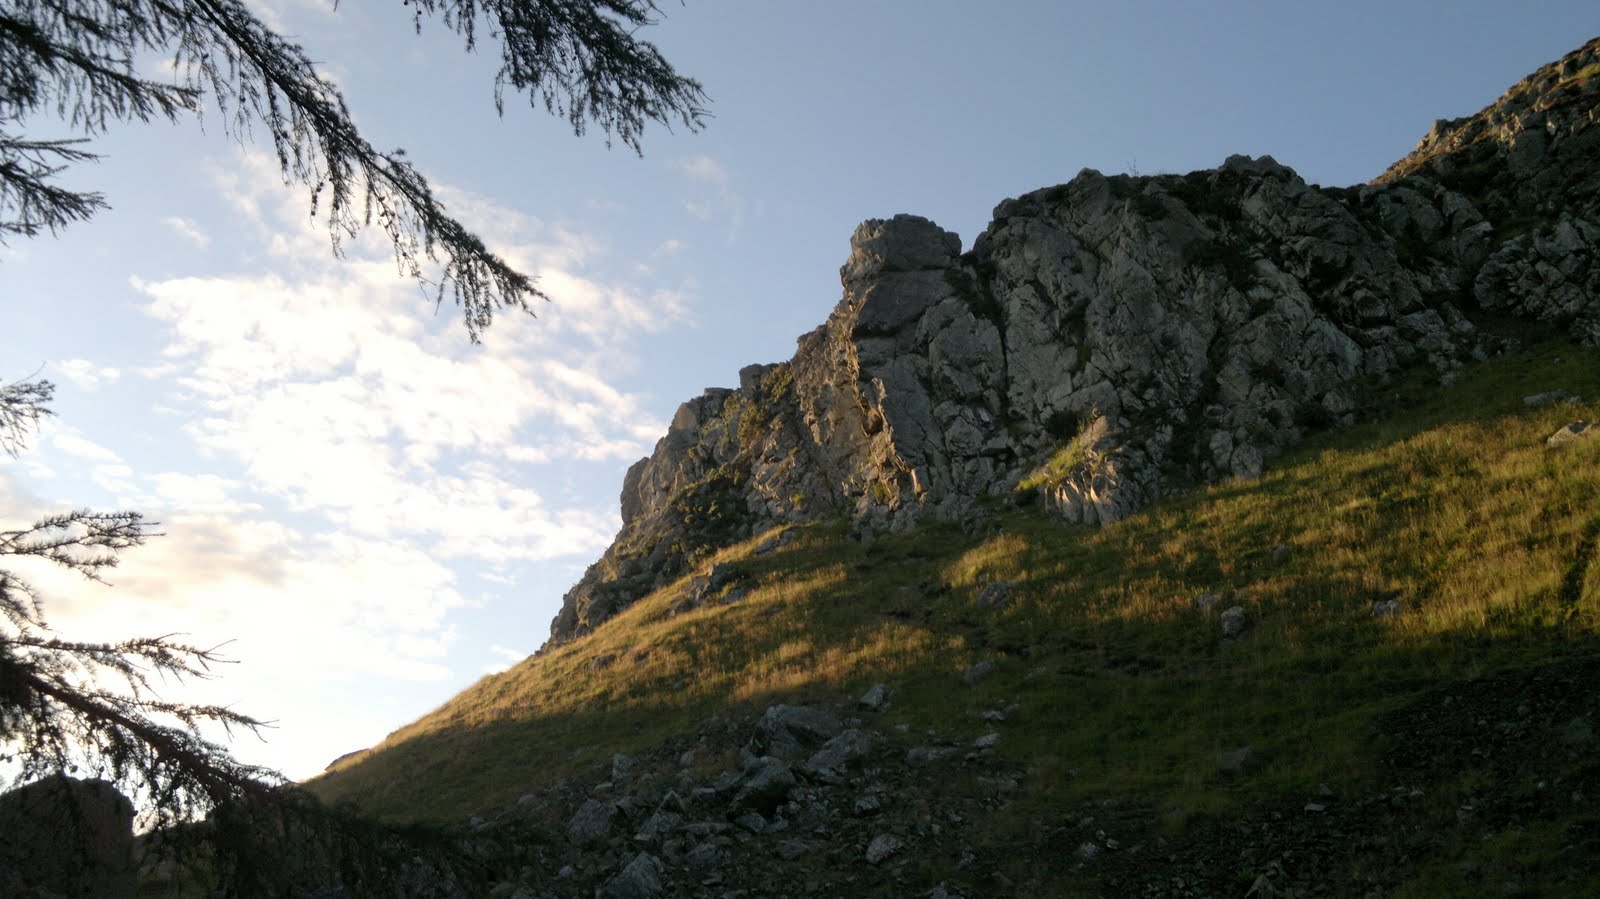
[[1, 149, 697, 780], [0, 467, 467, 778]]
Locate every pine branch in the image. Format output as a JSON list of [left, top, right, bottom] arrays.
[[0, 0, 710, 339], [0, 376, 53, 456]]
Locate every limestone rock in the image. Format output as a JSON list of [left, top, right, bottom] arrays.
[[1523, 388, 1578, 408], [865, 832, 904, 864], [567, 798, 618, 848], [1220, 605, 1249, 639], [802, 728, 874, 783], [1548, 421, 1600, 448], [859, 682, 891, 712], [1219, 745, 1257, 774], [749, 704, 844, 760], [731, 757, 796, 815], [601, 852, 664, 899], [962, 660, 997, 685], [974, 580, 1016, 609]]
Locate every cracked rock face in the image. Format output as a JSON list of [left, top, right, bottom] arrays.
[[545, 39, 1600, 646]]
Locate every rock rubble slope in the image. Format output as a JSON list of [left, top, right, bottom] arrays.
[[548, 37, 1600, 646]]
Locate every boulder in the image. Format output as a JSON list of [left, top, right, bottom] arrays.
[[1219, 745, 1257, 774], [601, 852, 664, 898], [962, 660, 997, 685], [1548, 421, 1599, 448], [731, 757, 796, 815], [567, 798, 618, 848], [0, 775, 136, 899], [1220, 605, 1249, 639], [865, 832, 904, 864], [858, 682, 891, 712], [748, 704, 843, 760], [802, 729, 874, 782]]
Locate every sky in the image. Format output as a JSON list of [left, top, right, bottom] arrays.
[[2, 2, 1596, 784]]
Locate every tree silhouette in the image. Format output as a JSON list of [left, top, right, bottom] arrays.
[[0, 0, 709, 340], [0, 378, 277, 831], [1, 380, 511, 895]]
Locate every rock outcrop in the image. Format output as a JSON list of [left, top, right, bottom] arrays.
[[0, 775, 137, 898], [547, 36, 1600, 646]]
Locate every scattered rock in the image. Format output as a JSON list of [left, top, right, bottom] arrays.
[[1195, 592, 1221, 610], [1372, 599, 1402, 618], [1220, 605, 1249, 639], [1547, 421, 1600, 448], [754, 529, 797, 554], [962, 660, 997, 685], [1561, 716, 1595, 746], [974, 732, 1001, 750], [567, 798, 618, 848], [749, 704, 843, 760], [600, 852, 664, 899], [1523, 388, 1579, 408], [906, 746, 960, 766], [802, 729, 874, 782], [1219, 745, 1256, 774], [774, 839, 810, 860], [865, 833, 904, 864], [632, 809, 682, 845], [1077, 841, 1101, 860], [859, 682, 891, 712], [612, 752, 634, 781], [731, 757, 796, 815], [975, 580, 1016, 609]]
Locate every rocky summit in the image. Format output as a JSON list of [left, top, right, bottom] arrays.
[[549, 37, 1600, 646]]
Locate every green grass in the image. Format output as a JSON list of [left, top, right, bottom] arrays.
[[1016, 436, 1091, 493], [310, 323, 1600, 890]]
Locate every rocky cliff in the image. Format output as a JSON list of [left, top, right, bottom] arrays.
[[548, 37, 1600, 646]]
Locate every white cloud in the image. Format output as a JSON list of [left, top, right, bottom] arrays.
[[481, 642, 527, 674], [51, 431, 122, 463], [91, 463, 135, 494], [161, 216, 211, 248], [53, 358, 123, 390], [2, 152, 700, 780], [672, 155, 730, 188], [670, 155, 745, 239]]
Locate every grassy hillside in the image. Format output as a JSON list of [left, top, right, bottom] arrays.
[[312, 320, 1600, 893]]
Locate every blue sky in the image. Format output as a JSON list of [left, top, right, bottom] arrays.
[[2, 2, 1595, 783]]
